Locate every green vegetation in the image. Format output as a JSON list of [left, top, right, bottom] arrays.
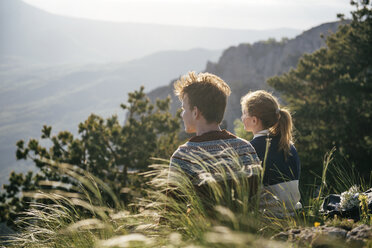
[[2, 157, 268, 248], [1, 1, 371, 247], [2, 147, 371, 248], [268, 0, 372, 188], [233, 119, 253, 141], [0, 86, 181, 229]]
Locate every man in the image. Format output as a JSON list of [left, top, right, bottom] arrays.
[[169, 71, 261, 197]]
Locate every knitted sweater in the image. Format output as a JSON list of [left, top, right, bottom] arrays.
[[169, 130, 261, 185]]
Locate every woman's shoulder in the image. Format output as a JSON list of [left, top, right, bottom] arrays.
[[288, 140, 298, 151], [250, 135, 267, 145], [289, 143, 299, 158]]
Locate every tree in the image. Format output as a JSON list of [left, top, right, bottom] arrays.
[[268, 1, 372, 184], [233, 119, 253, 141], [0, 87, 181, 228]]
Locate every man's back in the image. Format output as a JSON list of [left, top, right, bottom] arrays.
[[170, 130, 260, 185]]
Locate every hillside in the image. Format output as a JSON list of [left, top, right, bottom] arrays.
[[0, 48, 221, 187], [148, 21, 349, 131]]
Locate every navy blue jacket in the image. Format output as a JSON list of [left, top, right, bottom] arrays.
[[250, 135, 300, 186]]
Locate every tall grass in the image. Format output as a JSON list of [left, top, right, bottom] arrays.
[[3, 147, 371, 248], [140, 147, 265, 243]]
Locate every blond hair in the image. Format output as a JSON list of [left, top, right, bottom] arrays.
[[241, 90, 293, 156], [174, 71, 231, 124]]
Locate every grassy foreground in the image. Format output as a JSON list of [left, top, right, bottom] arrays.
[[2, 149, 371, 248]]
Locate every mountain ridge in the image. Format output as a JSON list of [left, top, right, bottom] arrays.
[[147, 20, 350, 132]]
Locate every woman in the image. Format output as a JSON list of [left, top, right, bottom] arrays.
[[241, 90, 301, 216]]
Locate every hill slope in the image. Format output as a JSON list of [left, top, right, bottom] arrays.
[[0, 48, 221, 186]]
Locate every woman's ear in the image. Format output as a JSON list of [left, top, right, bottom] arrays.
[[252, 116, 258, 125], [252, 116, 263, 129]]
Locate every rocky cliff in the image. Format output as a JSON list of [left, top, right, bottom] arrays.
[[148, 21, 349, 132]]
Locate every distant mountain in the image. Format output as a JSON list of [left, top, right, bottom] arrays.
[[147, 21, 349, 132], [0, 0, 301, 65], [0, 48, 221, 186]]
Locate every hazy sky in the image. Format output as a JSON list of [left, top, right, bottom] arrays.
[[23, 0, 354, 30]]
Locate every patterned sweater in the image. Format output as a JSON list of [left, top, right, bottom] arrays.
[[169, 130, 261, 185]]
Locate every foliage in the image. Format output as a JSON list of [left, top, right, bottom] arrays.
[[358, 193, 371, 225], [4, 149, 287, 248], [340, 185, 361, 210], [233, 119, 253, 141], [325, 215, 356, 230], [0, 86, 181, 228], [267, 1, 372, 185], [4, 146, 370, 248]]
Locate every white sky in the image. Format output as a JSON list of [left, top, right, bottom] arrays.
[[23, 0, 354, 30]]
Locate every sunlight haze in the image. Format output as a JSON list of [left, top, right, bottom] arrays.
[[22, 0, 353, 30]]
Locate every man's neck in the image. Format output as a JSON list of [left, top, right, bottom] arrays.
[[195, 123, 221, 136]]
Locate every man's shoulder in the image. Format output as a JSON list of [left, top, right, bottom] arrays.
[[171, 142, 189, 157], [230, 136, 253, 145], [170, 141, 198, 163], [171, 136, 257, 158], [186, 136, 253, 149], [227, 136, 257, 151]]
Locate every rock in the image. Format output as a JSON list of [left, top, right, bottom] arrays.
[[294, 228, 314, 243], [271, 232, 289, 241], [322, 226, 347, 239], [346, 224, 372, 246], [272, 226, 356, 247]]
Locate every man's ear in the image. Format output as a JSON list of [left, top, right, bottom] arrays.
[[193, 106, 201, 119]]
